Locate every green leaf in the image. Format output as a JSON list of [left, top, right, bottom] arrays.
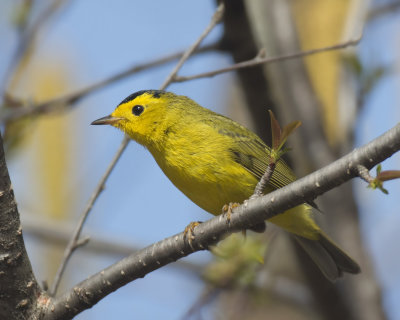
[[379, 186, 389, 194], [205, 234, 267, 287], [368, 178, 389, 194]]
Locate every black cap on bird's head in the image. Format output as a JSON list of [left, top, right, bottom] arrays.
[[90, 89, 181, 147], [91, 90, 166, 126], [117, 90, 165, 105]]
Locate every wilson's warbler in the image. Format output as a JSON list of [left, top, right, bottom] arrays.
[[92, 90, 360, 281]]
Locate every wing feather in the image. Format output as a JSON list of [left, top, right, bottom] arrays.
[[204, 114, 296, 189]]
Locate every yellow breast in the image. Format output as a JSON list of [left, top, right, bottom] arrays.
[[149, 123, 257, 215]]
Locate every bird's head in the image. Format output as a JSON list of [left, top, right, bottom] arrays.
[[91, 90, 174, 146]]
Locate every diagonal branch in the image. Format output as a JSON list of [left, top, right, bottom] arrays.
[[48, 138, 129, 295], [48, 3, 225, 297], [42, 122, 400, 319], [173, 33, 362, 83], [1, 44, 217, 123], [160, 3, 224, 88]]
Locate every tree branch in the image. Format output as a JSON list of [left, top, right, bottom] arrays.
[[0, 14, 360, 125], [356, 164, 374, 183], [0, 132, 40, 319], [173, 34, 362, 83], [1, 44, 217, 123], [48, 135, 129, 296], [161, 3, 224, 88], [21, 214, 203, 274], [41, 123, 400, 319]]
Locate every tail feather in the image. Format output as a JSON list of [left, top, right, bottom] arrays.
[[294, 233, 361, 282], [318, 233, 361, 274]]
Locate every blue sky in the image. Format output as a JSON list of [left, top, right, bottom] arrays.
[[355, 10, 400, 319], [1, 1, 400, 319]]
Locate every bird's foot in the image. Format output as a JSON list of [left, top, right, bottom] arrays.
[[183, 221, 202, 245], [221, 202, 240, 223]]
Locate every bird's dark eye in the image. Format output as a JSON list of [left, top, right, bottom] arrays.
[[132, 105, 144, 116]]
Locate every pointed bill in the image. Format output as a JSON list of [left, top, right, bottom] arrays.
[[91, 115, 124, 125]]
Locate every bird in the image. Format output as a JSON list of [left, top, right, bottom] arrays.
[[91, 89, 360, 281]]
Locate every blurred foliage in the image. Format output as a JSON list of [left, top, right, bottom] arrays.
[[5, 52, 78, 278], [11, 0, 32, 30], [204, 233, 267, 288], [343, 53, 387, 107], [3, 55, 38, 153], [292, 0, 352, 146]]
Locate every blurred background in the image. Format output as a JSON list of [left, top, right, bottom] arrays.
[[0, 0, 399, 319]]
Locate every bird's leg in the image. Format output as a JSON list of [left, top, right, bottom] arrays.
[[183, 221, 202, 245], [221, 202, 240, 223]]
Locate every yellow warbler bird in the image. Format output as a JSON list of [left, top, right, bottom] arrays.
[[92, 90, 360, 281]]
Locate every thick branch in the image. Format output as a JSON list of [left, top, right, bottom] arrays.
[[42, 123, 400, 319], [0, 133, 40, 319]]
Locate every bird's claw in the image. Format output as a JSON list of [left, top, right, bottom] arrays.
[[222, 202, 240, 223], [183, 221, 202, 245]]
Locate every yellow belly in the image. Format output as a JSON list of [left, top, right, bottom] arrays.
[[150, 144, 319, 240]]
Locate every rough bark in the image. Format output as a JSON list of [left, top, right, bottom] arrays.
[[0, 132, 41, 319]]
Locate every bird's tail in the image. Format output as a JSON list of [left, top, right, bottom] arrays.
[[294, 232, 361, 281]]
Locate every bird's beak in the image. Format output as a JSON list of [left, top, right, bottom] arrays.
[[91, 115, 124, 125]]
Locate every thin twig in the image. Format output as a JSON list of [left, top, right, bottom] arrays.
[[251, 162, 276, 199], [21, 213, 203, 273], [181, 287, 220, 320], [48, 4, 225, 296], [1, 44, 218, 123], [48, 135, 129, 295], [74, 236, 90, 249], [173, 33, 363, 83], [356, 164, 374, 183], [160, 3, 224, 89]]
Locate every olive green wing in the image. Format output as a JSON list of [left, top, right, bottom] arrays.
[[206, 113, 296, 189], [229, 136, 296, 190]]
